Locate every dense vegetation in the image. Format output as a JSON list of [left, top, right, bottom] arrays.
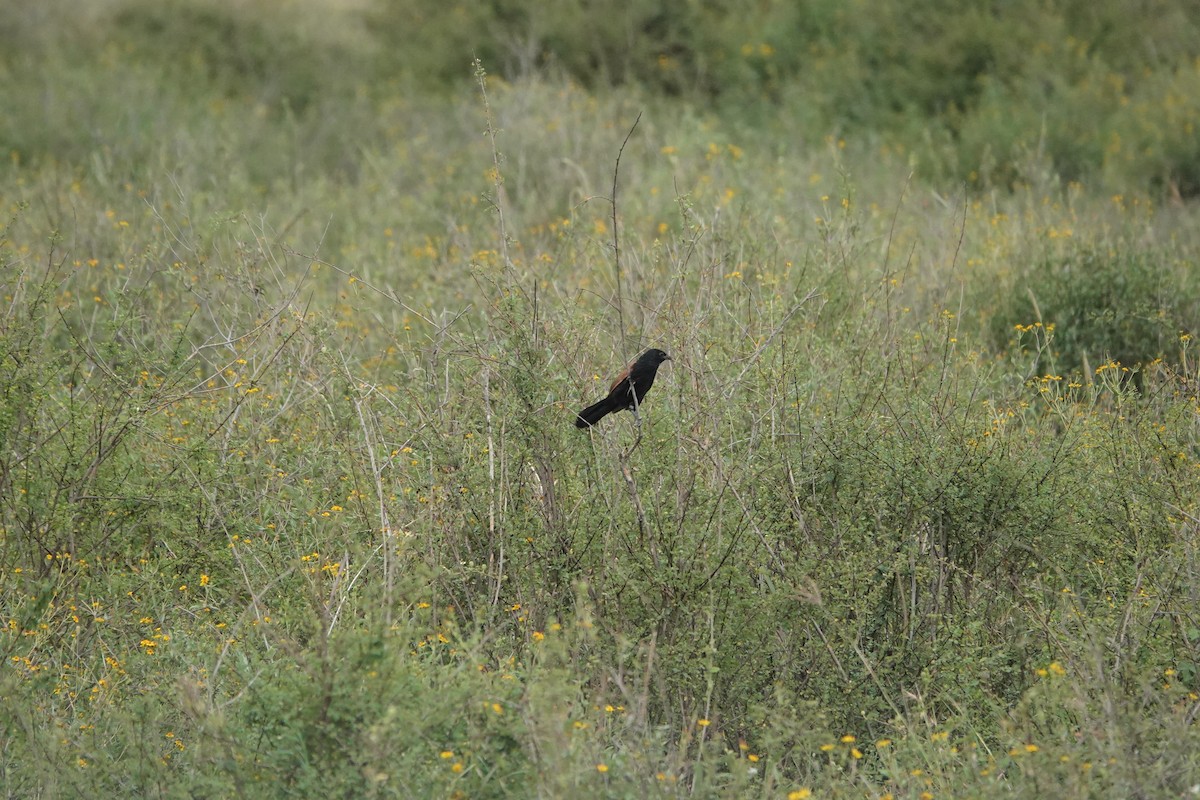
[[2, 1, 1199, 797]]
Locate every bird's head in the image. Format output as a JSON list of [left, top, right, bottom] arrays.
[[642, 348, 671, 365]]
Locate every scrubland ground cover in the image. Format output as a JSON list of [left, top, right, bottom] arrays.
[[2, 1, 1200, 797]]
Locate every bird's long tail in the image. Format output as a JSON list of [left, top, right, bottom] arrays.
[[575, 398, 616, 428]]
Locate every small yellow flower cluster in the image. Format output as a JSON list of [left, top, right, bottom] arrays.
[[1035, 661, 1067, 678], [1008, 743, 1042, 756], [740, 43, 775, 58], [819, 733, 864, 760]]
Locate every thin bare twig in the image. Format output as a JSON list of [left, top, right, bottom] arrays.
[[611, 112, 642, 365]]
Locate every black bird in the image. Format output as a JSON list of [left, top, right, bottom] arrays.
[[575, 348, 672, 428]]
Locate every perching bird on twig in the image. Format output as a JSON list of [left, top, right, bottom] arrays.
[[575, 348, 671, 428]]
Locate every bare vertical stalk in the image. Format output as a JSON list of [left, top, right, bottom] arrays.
[[474, 58, 513, 273], [611, 112, 642, 364], [483, 368, 497, 540]]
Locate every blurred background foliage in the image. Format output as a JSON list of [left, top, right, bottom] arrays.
[[4, 0, 1199, 195]]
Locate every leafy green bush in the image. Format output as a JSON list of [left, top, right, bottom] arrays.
[[109, 0, 364, 113], [988, 245, 1195, 376]]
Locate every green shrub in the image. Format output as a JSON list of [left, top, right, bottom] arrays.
[[109, 0, 364, 113], [988, 245, 1195, 376]]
